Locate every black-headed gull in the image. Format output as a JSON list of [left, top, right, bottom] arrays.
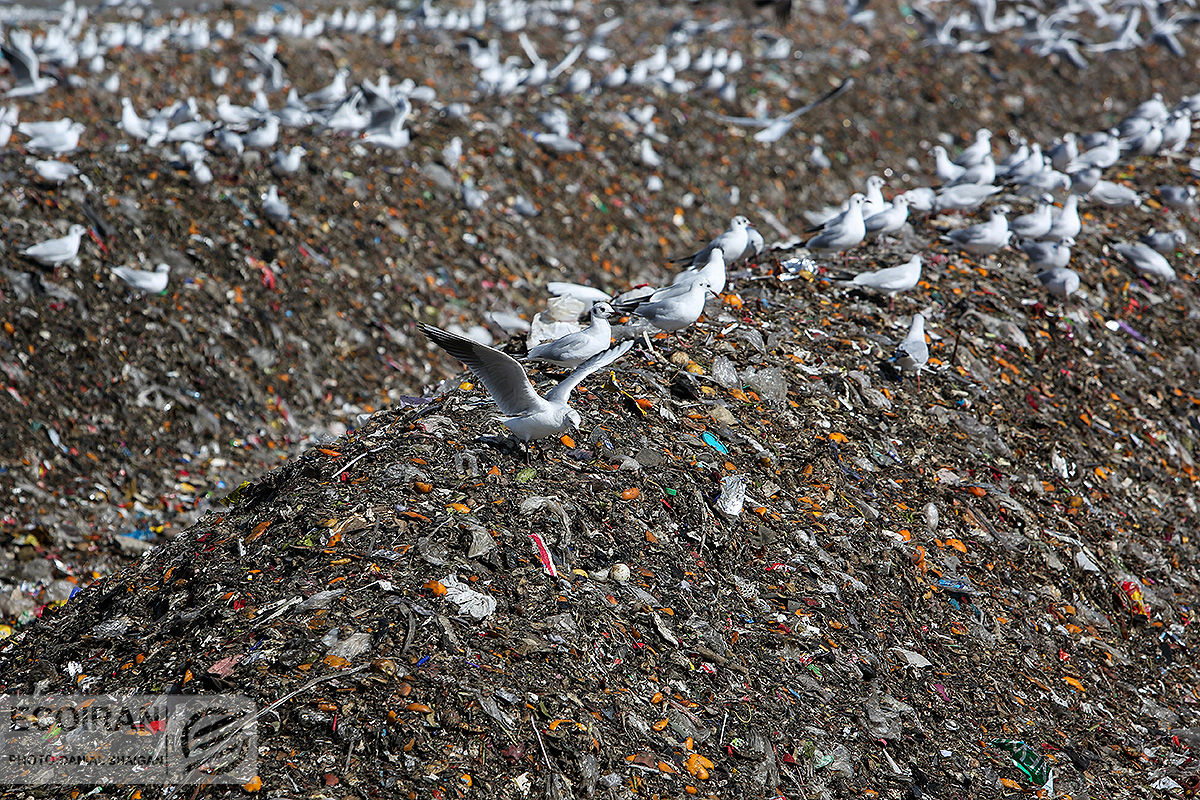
[[892, 313, 929, 385], [1113, 242, 1176, 282], [21, 224, 89, 267], [525, 302, 615, 368], [421, 324, 633, 442], [112, 263, 170, 293]]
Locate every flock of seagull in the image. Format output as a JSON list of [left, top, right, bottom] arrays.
[[423, 81, 1198, 443], [1, 0, 1196, 446]]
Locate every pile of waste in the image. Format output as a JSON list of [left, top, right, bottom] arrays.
[[1, 0, 1199, 797]]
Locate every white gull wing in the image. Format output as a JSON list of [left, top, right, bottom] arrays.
[[422, 325, 550, 417], [545, 340, 633, 406]]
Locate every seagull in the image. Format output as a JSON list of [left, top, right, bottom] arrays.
[[25, 121, 84, 154], [1019, 237, 1073, 270], [705, 78, 854, 144], [864, 195, 910, 237], [1113, 242, 1176, 282], [1037, 267, 1080, 302], [860, 175, 888, 218], [948, 154, 995, 186], [119, 98, 151, 140], [270, 145, 306, 176], [1157, 185, 1197, 211], [21, 224, 89, 267], [931, 145, 966, 183], [33, 159, 79, 183], [672, 246, 727, 294], [1044, 194, 1081, 240], [1140, 228, 1186, 254], [892, 313, 929, 385], [806, 194, 866, 254], [934, 183, 1000, 212], [953, 128, 992, 167], [2, 30, 57, 97], [112, 263, 170, 293], [421, 324, 633, 442], [943, 206, 1010, 254], [672, 216, 754, 266], [1009, 196, 1055, 239], [262, 185, 290, 222], [303, 67, 350, 107], [525, 302, 615, 368], [840, 254, 922, 301], [630, 279, 717, 332], [1088, 180, 1141, 208]]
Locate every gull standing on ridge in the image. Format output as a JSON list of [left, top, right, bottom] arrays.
[[525, 302, 615, 368], [21, 225, 89, 267], [421, 324, 633, 443], [892, 313, 930, 386]]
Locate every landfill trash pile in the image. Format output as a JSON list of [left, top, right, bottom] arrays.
[[2, 0, 1200, 797]]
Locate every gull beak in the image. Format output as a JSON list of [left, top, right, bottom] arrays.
[[87, 228, 108, 254]]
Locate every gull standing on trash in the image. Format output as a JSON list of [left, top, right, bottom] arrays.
[[262, 185, 290, 222], [943, 206, 1010, 255], [631, 279, 717, 332], [1141, 229, 1186, 254], [864, 195, 910, 237], [20, 224, 89, 267], [112, 263, 170, 293], [1113, 242, 1176, 282], [672, 215, 754, 266], [1009, 196, 1055, 240], [421, 324, 633, 442], [806, 194, 866, 255], [1044, 194, 1081, 240], [892, 313, 929, 386], [1037, 267, 1080, 302], [25, 121, 84, 154], [840, 254, 922, 309], [33, 159, 79, 183], [672, 246, 727, 293], [1019, 237, 1073, 270], [525, 302, 615, 368]]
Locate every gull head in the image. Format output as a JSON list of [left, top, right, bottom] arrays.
[[592, 301, 616, 319], [730, 215, 751, 229], [565, 408, 582, 429]]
